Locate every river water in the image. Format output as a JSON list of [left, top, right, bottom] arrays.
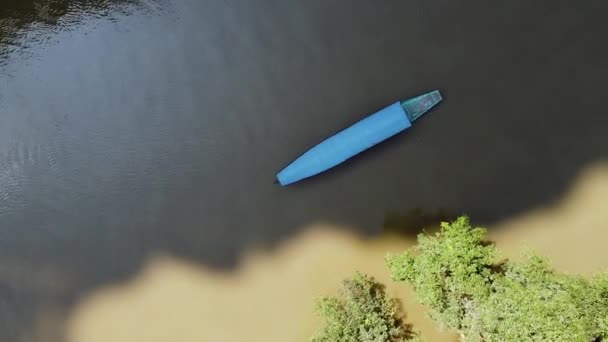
[[0, 1, 607, 339]]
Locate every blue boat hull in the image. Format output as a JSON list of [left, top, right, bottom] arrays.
[[277, 102, 411, 186]]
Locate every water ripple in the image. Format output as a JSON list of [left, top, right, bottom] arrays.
[[0, 0, 164, 66]]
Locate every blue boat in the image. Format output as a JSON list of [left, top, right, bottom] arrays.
[[276, 90, 443, 186]]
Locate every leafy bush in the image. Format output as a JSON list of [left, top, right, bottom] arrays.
[[312, 272, 420, 342], [386, 216, 608, 341]]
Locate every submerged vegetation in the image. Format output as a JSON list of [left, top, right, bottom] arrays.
[[313, 216, 608, 341]]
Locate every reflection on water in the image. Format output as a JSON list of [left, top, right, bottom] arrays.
[[0, 0, 160, 66], [383, 207, 457, 235]]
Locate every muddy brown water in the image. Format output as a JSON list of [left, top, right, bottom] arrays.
[[66, 164, 608, 342]]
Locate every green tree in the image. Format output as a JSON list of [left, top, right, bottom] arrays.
[[386, 216, 608, 341], [312, 272, 420, 342]]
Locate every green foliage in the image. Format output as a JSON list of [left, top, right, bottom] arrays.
[[477, 254, 595, 341], [386, 216, 495, 334], [386, 216, 608, 341], [312, 272, 420, 342]]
